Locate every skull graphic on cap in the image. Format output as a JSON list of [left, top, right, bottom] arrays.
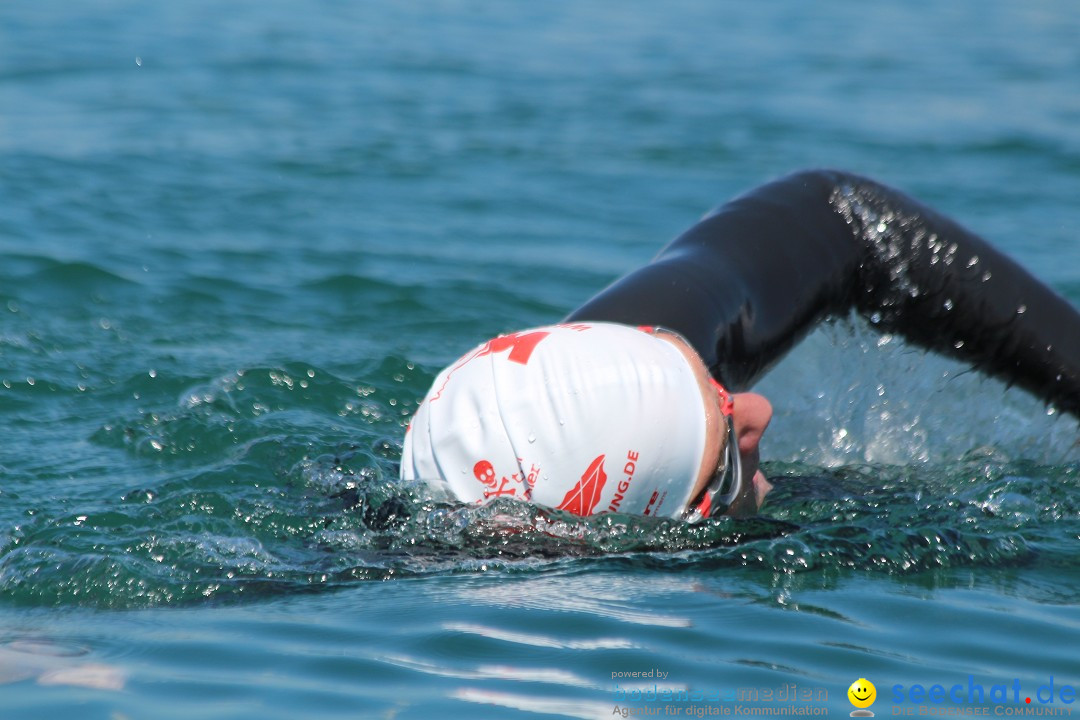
[[473, 460, 498, 488]]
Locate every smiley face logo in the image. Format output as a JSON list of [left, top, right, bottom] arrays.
[[847, 678, 876, 716]]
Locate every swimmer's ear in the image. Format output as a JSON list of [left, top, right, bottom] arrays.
[[732, 393, 772, 454]]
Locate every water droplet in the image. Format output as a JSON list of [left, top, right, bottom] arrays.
[[943, 299, 953, 311], [1017, 305, 1027, 314], [135, 56, 142, 66], [527, 433, 536, 443]]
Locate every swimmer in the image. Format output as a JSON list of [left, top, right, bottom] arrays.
[[401, 170, 1080, 520]]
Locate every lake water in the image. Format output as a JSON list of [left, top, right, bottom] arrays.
[[2, 1, 1079, 718]]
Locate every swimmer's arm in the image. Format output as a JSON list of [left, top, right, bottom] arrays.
[[568, 169, 1080, 415], [567, 169, 863, 390], [829, 171, 1080, 417]]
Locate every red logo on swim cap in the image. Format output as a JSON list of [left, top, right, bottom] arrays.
[[556, 454, 607, 516], [473, 460, 498, 488], [476, 330, 551, 365], [428, 330, 553, 403], [472, 458, 541, 501]]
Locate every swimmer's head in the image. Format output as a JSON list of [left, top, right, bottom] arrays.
[[400, 322, 738, 520]]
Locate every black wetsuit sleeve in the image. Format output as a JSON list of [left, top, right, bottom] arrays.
[[565, 169, 1080, 417]]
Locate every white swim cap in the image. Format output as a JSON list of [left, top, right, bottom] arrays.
[[400, 322, 708, 519]]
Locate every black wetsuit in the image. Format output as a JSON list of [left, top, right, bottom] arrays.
[[566, 170, 1080, 417]]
